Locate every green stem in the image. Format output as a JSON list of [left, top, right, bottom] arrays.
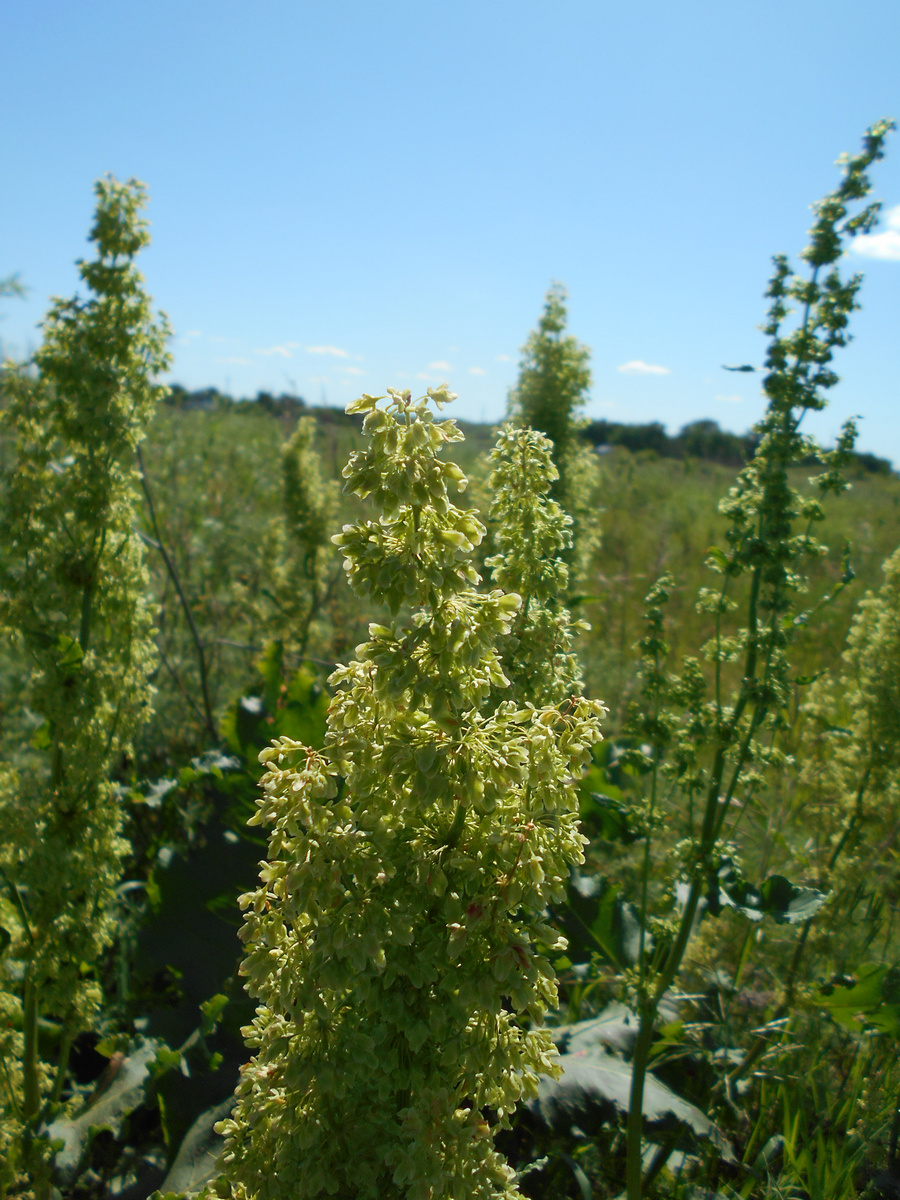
[[783, 765, 872, 1003], [39, 1029, 75, 1126], [22, 974, 40, 1124], [444, 800, 467, 849], [627, 559, 765, 1196], [137, 445, 217, 739], [0, 866, 34, 942], [638, 711, 660, 991], [625, 883, 703, 1200], [625, 1017, 655, 1200], [827, 765, 872, 873]]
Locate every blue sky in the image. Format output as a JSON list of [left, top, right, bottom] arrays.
[[3, 1, 899, 459]]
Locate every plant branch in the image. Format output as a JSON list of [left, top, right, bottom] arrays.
[[136, 445, 217, 740]]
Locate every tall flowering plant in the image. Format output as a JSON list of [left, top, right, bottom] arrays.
[[217, 387, 605, 1200]]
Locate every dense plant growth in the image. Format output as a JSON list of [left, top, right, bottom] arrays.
[[506, 285, 601, 583], [0, 121, 898, 1200], [0, 178, 170, 1197]]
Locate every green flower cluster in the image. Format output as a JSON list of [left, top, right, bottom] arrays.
[[801, 544, 900, 907], [506, 285, 601, 583], [217, 387, 605, 1199], [486, 425, 586, 706], [255, 415, 341, 657], [0, 178, 168, 1194], [615, 119, 894, 1199]]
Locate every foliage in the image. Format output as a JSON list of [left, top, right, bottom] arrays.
[[214, 387, 605, 1199], [485, 426, 584, 706], [453, 117, 897, 1200], [0, 178, 169, 1197], [1, 123, 900, 1200], [506, 285, 601, 583], [584, 415, 894, 474], [801, 543, 900, 889], [252, 416, 342, 658], [608, 116, 895, 1199], [133, 402, 365, 767]]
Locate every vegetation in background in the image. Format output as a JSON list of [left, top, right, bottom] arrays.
[[584, 415, 894, 474], [506, 285, 601, 583], [0, 122, 898, 1200], [613, 116, 895, 1199], [486, 426, 585, 707], [252, 416, 342, 658]]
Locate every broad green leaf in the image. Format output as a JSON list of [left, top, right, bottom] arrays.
[[814, 963, 900, 1035], [528, 1047, 734, 1163], [579, 791, 641, 844], [55, 634, 84, 669], [551, 1002, 640, 1056]]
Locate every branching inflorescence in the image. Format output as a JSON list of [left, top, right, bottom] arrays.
[[0, 178, 169, 1197], [621, 118, 895, 1200], [216, 387, 606, 1200]]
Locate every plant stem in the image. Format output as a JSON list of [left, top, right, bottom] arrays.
[[626, 546, 766, 1197], [625, 1018, 655, 1199], [22, 973, 40, 1124], [784, 765, 872, 1001], [136, 445, 217, 739]]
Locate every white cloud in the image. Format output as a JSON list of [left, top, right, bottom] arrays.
[[208, 335, 227, 344], [340, 366, 366, 375], [215, 356, 250, 365], [714, 394, 744, 404], [495, 354, 512, 362], [427, 360, 452, 371], [306, 345, 349, 357], [617, 360, 671, 375], [255, 342, 299, 358], [851, 204, 900, 261], [468, 366, 487, 376]]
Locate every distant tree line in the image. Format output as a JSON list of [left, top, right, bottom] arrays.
[[165, 383, 358, 427], [583, 415, 893, 474], [165, 385, 894, 475]]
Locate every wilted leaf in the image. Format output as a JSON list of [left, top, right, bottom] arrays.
[[46, 1040, 162, 1177], [759, 875, 828, 924]]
